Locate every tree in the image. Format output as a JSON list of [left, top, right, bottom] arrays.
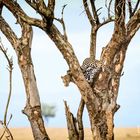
[[0, 0, 140, 140], [41, 103, 56, 122]]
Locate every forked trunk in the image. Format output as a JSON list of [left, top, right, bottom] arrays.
[[87, 39, 129, 140]]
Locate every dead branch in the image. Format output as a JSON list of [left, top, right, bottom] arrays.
[[131, 0, 140, 17], [0, 115, 13, 140], [54, 4, 68, 41], [0, 40, 13, 126], [105, 0, 113, 18], [90, 0, 100, 25], [0, 40, 13, 140], [83, 0, 95, 25], [77, 98, 85, 140], [64, 100, 79, 140], [61, 4, 68, 41]]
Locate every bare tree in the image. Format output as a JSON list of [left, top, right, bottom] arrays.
[[0, 0, 140, 140]]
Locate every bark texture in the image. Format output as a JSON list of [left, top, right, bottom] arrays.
[[0, 1, 50, 139], [1, 0, 140, 140]]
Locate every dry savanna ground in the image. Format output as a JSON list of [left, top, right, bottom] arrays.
[[0, 127, 140, 140]]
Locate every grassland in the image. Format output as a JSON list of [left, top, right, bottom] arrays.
[[0, 127, 140, 140]]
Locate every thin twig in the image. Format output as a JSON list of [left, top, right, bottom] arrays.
[[97, 17, 114, 29], [131, 0, 140, 17], [0, 40, 14, 140], [0, 40, 13, 125], [0, 115, 13, 140], [61, 4, 68, 41], [105, 0, 113, 18], [54, 4, 68, 41]]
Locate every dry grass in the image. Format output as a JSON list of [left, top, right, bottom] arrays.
[[0, 127, 140, 140]]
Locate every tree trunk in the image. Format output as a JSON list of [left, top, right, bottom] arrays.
[[88, 37, 130, 140], [17, 48, 50, 140], [0, 12, 50, 139]]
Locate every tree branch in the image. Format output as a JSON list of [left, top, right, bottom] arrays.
[[114, 0, 126, 32], [131, 0, 140, 17], [45, 24, 99, 121], [0, 115, 13, 140], [89, 17, 114, 61], [25, 0, 48, 16], [98, 18, 114, 29], [90, 0, 100, 25], [77, 98, 85, 140], [2, 0, 46, 29], [127, 8, 140, 39], [90, 27, 97, 60], [0, 1, 3, 15], [128, 0, 132, 18], [0, 40, 13, 140], [25, 0, 55, 27], [48, 0, 55, 12], [83, 0, 95, 26], [0, 40, 13, 126], [89, 1, 114, 60], [0, 16, 19, 49], [54, 4, 68, 41], [105, 0, 113, 19], [64, 100, 79, 140]]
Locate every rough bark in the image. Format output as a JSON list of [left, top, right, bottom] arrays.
[[18, 54, 49, 140], [20, 1, 140, 139], [45, 24, 104, 139], [1, 0, 140, 140], [90, 27, 97, 60], [0, 2, 49, 139]]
